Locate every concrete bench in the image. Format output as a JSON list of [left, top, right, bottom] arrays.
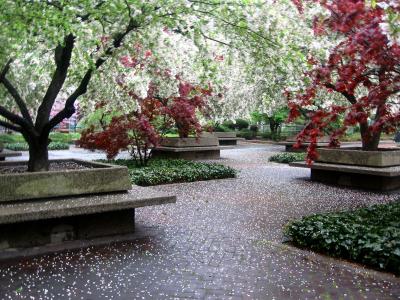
[[0, 149, 22, 161], [291, 161, 400, 191], [0, 187, 176, 250], [218, 137, 245, 146]]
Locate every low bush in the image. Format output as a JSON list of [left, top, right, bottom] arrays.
[[0, 133, 80, 144], [5, 142, 70, 151], [234, 118, 249, 130], [268, 152, 306, 163], [261, 132, 287, 141], [49, 132, 81, 144], [249, 124, 259, 133], [285, 201, 400, 275], [222, 120, 236, 130], [0, 134, 25, 143], [214, 124, 230, 132], [237, 129, 254, 140], [98, 159, 237, 186]]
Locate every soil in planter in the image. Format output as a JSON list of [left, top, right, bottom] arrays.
[[0, 161, 93, 174]]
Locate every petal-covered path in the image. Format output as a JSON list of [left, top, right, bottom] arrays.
[[1, 144, 399, 299]]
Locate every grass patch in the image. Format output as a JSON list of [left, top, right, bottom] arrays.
[[5, 142, 70, 151], [285, 201, 400, 275], [98, 159, 237, 186], [268, 152, 306, 163]]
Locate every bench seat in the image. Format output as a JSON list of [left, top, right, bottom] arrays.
[[0, 187, 176, 251]]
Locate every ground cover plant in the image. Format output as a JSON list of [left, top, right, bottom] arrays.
[[285, 201, 400, 275], [269, 152, 306, 163], [98, 159, 236, 186]]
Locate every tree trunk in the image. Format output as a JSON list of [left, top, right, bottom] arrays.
[[27, 137, 50, 172], [269, 118, 278, 135], [360, 122, 381, 151]]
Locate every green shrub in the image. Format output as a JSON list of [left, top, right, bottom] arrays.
[[268, 152, 306, 163], [0, 134, 25, 143], [222, 120, 236, 130], [0, 133, 80, 145], [98, 159, 237, 186], [234, 118, 249, 130], [237, 129, 254, 140], [285, 201, 400, 275], [214, 124, 230, 132], [249, 124, 259, 133], [49, 132, 80, 144], [261, 132, 287, 141], [5, 142, 69, 151]]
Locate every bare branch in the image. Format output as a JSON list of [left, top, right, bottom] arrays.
[[0, 119, 22, 132], [0, 60, 34, 125], [35, 34, 75, 131], [44, 17, 141, 133]]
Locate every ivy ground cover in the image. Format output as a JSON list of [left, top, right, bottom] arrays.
[[98, 159, 237, 186], [285, 201, 400, 275]]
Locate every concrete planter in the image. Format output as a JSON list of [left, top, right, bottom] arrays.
[[154, 135, 221, 160], [317, 148, 400, 167], [160, 136, 219, 148], [0, 159, 132, 202], [213, 132, 237, 139]]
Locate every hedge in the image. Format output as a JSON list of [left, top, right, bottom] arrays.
[[5, 142, 70, 151], [285, 201, 400, 275], [268, 152, 306, 163]]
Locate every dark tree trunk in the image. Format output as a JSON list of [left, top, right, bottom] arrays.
[[360, 122, 381, 151], [269, 118, 280, 135], [27, 137, 50, 172]]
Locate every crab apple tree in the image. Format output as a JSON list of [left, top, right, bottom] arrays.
[[288, 0, 400, 162]]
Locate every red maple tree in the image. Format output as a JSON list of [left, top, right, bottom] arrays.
[[288, 0, 400, 163], [79, 48, 213, 165]]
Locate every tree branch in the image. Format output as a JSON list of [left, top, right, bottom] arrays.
[[44, 18, 141, 133], [324, 83, 357, 104], [0, 119, 22, 132], [0, 59, 34, 125], [0, 105, 33, 131], [35, 34, 75, 131]]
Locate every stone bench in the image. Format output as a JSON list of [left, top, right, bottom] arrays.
[[0, 187, 176, 251], [0, 149, 22, 161], [291, 161, 400, 191], [217, 137, 245, 146]]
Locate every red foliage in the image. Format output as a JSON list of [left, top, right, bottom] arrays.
[[289, 0, 400, 162], [79, 48, 213, 164], [79, 110, 160, 165]]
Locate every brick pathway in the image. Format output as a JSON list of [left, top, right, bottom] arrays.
[[1, 143, 399, 299]]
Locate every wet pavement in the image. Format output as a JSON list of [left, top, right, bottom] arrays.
[[1, 143, 400, 299]]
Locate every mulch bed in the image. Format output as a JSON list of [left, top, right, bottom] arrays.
[[0, 161, 92, 174]]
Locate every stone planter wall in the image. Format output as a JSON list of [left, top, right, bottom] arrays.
[[0, 159, 132, 202], [160, 136, 219, 148], [317, 147, 400, 167], [213, 132, 237, 139]]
